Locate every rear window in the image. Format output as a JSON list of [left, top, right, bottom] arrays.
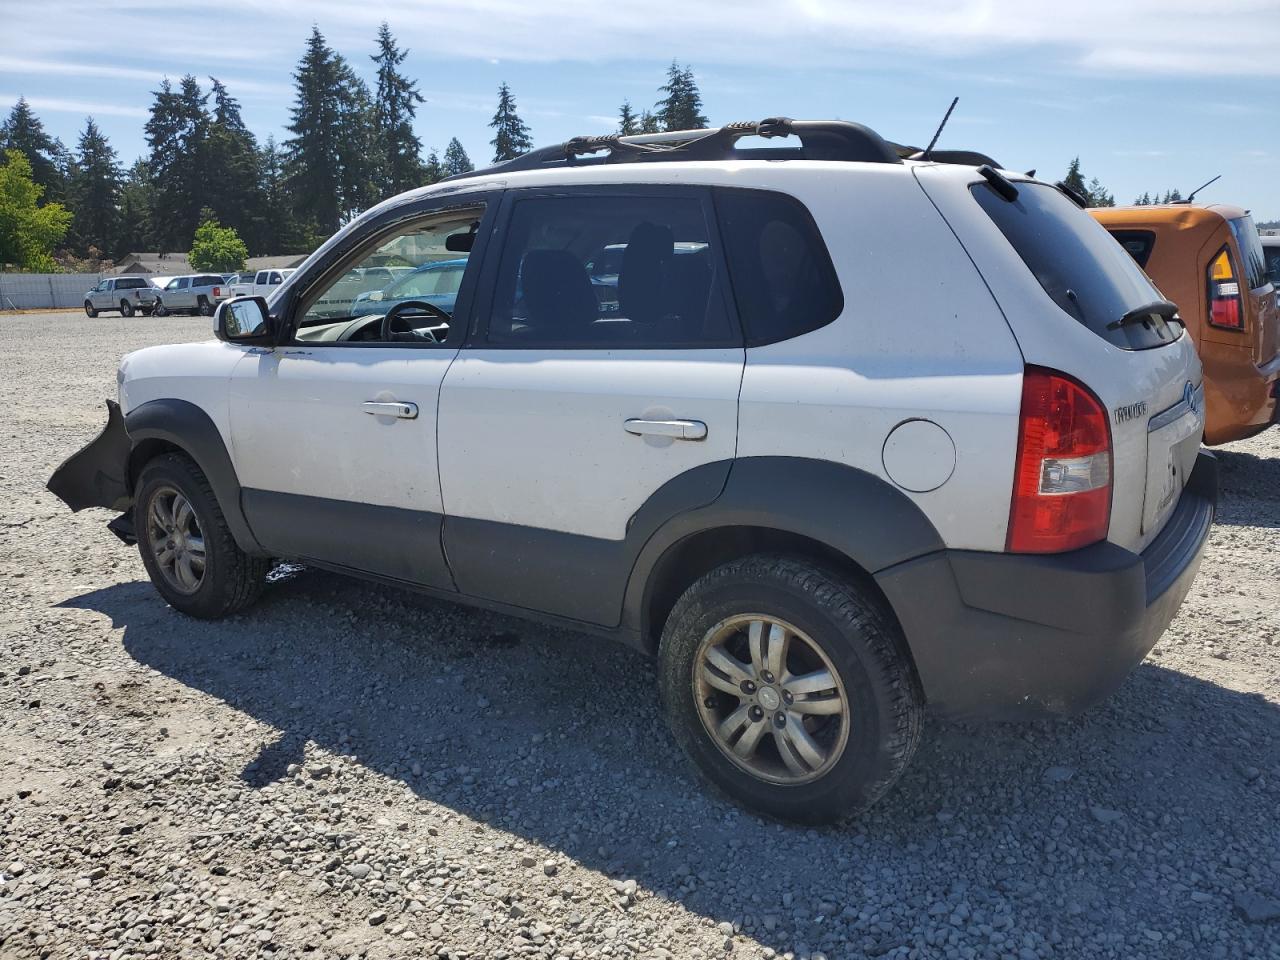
[[1228, 216, 1270, 291], [1108, 230, 1156, 269], [116, 277, 145, 289], [972, 182, 1179, 350], [196, 275, 222, 286], [713, 188, 843, 346], [1264, 244, 1280, 287]]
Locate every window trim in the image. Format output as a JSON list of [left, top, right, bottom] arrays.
[[466, 183, 744, 351], [710, 186, 845, 347], [278, 193, 499, 350]]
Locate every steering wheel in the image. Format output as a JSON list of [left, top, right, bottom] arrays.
[[379, 299, 451, 343]]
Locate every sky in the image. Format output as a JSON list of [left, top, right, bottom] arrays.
[[1, 0, 1277, 220]]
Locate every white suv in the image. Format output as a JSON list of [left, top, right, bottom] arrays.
[[49, 119, 1217, 822]]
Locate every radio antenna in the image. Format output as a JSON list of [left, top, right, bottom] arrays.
[[921, 97, 959, 162], [1182, 174, 1221, 204]]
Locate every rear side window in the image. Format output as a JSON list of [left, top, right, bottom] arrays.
[[713, 188, 843, 346], [1228, 216, 1270, 291], [485, 194, 735, 348], [972, 182, 1179, 350], [1108, 230, 1156, 269]]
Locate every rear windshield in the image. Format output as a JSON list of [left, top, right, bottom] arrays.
[[116, 277, 146, 289], [1228, 216, 1270, 291], [972, 182, 1179, 350], [196, 275, 222, 286]]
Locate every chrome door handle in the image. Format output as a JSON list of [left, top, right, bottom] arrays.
[[624, 418, 708, 441], [362, 400, 418, 420]]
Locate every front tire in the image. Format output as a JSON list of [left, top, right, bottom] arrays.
[[658, 555, 923, 824], [135, 453, 270, 619], [119, 299, 134, 317], [84, 300, 97, 318], [153, 300, 168, 317]]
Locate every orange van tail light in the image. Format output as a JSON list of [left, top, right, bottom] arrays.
[[1207, 247, 1244, 330], [1007, 367, 1113, 554]]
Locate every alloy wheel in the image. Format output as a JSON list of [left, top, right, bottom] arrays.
[[693, 614, 850, 785], [146, 485, 206, 593]]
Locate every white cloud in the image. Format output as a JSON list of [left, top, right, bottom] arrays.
[[3, 0, 1278, 78], [0, 92, 147, 118]]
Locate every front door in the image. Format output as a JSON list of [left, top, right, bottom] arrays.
[[437, 187, 745, 625], [228, 202, 493, 588]]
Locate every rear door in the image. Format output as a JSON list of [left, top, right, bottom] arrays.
[[437, 186, 744, 625]]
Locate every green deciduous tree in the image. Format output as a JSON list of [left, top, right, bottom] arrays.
[[188, 213, 248, 272], [443, 137, 473, 177], [654, 61, 707, 132], [285, 27, 377, 236], [489, 82, 532, 162], [0, 97, 69, 203], [69, 117, 121, 256], [371, 22, 425, 195], [0, 149, 72, 271]]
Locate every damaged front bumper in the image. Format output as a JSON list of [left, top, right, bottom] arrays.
[[46, 399, 137, 544]]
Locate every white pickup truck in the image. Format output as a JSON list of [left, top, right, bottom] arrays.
[[228, 268, 296, 299]]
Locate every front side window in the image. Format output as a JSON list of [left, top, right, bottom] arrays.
[[165, 279, 180, 291], [255, 271, 268, 284], [295, 208, 483, 343], [485, 194, 734, 347]]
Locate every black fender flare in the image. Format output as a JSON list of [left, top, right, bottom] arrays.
[[619, 456, 946, 643], [126, 398, 265, 555]]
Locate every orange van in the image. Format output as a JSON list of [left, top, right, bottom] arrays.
[[1091, 204, 1279, 445]]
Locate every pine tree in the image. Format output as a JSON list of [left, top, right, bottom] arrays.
[[654, 61, 707, 132], [117, 159, 155, 254], [422, 148, 444, 184], [371, 22, 426, 195], [1061, 157, 1087, 198], [638, 110, 660, 134], [69, 117, 121, 256], [0, 97, 69, 202], [443, 138, 473, 177], [1086, 176, 1115, 208], [145, 75, 213, 248], [489, 82, 532, 162], [619, 100, 638, 136], [285, 27, 377, 235], [257, 137, 302, 252], [205, 77, 264, 252]]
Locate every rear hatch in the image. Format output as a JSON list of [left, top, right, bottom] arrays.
[[914, 165, 1204, 553], [1225, 215, 1280, 368]]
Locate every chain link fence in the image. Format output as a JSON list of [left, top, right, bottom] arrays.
[[0, 273, 106, 311]]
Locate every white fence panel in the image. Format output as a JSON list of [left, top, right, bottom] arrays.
[[0, 273, 105, 310]]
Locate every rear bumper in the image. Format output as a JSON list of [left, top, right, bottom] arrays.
[[1202, 351, 1278, 444], [877, 451, 1218, 720]]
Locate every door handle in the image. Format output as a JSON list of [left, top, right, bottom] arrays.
[[362, 400, 419, 420], [624, 418, 708, 441]]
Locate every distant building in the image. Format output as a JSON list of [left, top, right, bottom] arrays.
[[111, 252, 309, 275]]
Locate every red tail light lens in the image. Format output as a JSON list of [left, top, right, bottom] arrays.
[[1207, 247, 1244, 331], [213, 286, 221, 298], [1007, 367, 1113, 554]]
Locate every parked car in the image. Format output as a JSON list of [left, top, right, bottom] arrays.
[[228, 268, 296, 299], [49, 119, 1216, 823], [83, 276, 159, 317], [350, 259, 470, 317], [1092, 204, 1279, 445], [1263, 234, 1280, 287], [153, 274, 230, 317]]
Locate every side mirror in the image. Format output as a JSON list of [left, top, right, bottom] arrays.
[[215, 296, 275, 345]]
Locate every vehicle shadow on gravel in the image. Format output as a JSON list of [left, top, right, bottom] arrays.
[[63, 571, 1280, 955], [1215, 449, 1280, 527]]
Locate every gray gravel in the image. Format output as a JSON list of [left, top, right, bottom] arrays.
[[2, 310, 1279, 960]]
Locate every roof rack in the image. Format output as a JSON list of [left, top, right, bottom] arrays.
[[441, 118, 903, 182]]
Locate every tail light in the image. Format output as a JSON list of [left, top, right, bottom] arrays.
[[1007, 367, 1112, 553], [213, 286, 221, 298], [1207, 246, 1244, 330]]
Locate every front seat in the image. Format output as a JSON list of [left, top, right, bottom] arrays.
[[619, 222, 674, 326], [519, 249, 599, 340]]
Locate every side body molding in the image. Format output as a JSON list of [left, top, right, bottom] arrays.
[[620, 456, 946, 644], [125, 398, 265, 556]]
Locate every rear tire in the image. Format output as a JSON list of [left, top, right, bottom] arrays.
[[135, 453, 270, 619], [197, 296, 213, 317], [119, 299, 134, 318], [84, 300, 97, 318], [658, 555, 923, 824]]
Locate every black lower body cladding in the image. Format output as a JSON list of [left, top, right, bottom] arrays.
[[877, 452, 1218, 721], [46, 400, 132, 512]]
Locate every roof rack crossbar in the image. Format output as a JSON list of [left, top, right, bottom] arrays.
[[440, 118, 903, 183]]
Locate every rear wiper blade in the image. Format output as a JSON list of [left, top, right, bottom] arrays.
[[1106, 299, 1180, 331]]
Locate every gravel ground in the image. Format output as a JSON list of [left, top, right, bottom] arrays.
[[2, 310, 1279, 960]]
